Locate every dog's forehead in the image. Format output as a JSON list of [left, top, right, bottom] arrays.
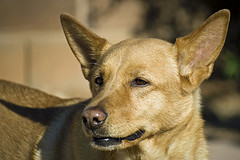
[[102, 38, 175, 68]]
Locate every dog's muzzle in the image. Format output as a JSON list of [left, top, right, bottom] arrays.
[[81, 106, 145, 148]]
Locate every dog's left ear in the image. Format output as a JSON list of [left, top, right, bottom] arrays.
[[175, 9, 230, 94], [60, 13, 111, 79]]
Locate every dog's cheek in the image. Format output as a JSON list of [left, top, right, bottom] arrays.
[[134, 91, 186, 134], [132, 91, 169, 130]]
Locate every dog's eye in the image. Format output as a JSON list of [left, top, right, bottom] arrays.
[[95, 76, 103, 85], [131, 78, 149, 87]]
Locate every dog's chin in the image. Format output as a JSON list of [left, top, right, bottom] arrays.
[[91, 130, 145, 150]]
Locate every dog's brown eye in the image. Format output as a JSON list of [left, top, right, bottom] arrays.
[[131, 78, 149, 87], [95, 77, 103, 85]]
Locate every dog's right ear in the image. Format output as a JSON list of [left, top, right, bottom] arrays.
[[60, 13, 111, 79]]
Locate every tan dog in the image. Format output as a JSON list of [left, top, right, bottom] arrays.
[[0, 9, 230, 160]]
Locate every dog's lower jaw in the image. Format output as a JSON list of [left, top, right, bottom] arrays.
[[106, 113, 208, 160]]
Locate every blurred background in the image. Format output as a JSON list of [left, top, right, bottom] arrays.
[[0, 0, 239, 159]]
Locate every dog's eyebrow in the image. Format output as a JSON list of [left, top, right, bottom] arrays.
[[105, 54, 122, 92], [87, 54, 122, 107]]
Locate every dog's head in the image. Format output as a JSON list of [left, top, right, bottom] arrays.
[[61, 10, 230, 150]]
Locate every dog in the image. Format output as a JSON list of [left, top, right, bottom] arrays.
[[0, 9, 230, 160]]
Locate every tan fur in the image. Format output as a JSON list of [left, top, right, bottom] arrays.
[[0, 9, 230, 159]]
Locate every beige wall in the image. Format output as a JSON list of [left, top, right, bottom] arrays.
[[0, 0, 142, 98]]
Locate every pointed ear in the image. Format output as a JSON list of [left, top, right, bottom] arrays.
[[175, 9, 230, 94], [60, 13, 111, 79]]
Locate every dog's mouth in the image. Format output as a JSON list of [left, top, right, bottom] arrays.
[[92, 130, 145, 148]]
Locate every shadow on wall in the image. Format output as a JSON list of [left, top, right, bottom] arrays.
[[89, 0, 240, 80]]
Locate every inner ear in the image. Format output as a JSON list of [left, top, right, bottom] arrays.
[[175, 9, 230, 93]]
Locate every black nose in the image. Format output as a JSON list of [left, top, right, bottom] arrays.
[[81, 106, 107, 131]]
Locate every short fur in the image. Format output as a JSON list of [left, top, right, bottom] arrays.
[[0, 9, 230, 160]]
